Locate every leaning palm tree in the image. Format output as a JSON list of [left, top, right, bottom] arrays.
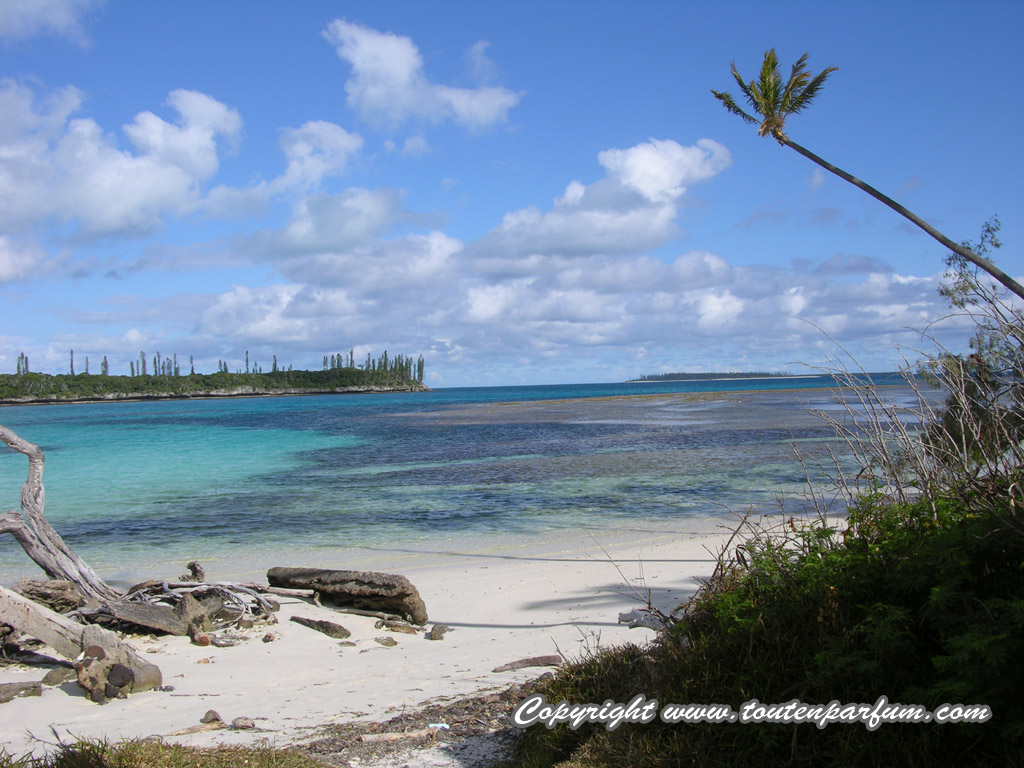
[[711, 49, 1024, 301]]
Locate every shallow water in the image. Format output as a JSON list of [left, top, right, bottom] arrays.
[[0, 377, 920, 586]]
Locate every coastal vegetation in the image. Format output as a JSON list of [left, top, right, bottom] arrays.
[[517, 497, 1022, 766], [514, 216, 1022, 763], [0, 350, 427, 404]]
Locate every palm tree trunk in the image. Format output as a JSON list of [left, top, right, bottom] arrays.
[[781, 137, 1024, 301]]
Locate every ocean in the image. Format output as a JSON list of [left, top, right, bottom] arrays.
[[0, 375, 918, 587]]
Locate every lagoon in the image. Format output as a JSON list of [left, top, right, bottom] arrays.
[[0, 375, 917, 587]]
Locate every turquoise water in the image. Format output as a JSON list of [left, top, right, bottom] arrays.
[[0, 376, 916, 585]]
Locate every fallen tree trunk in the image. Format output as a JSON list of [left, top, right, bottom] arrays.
[[0, 585, 161, 701], [0, 425, 119, 602], [267, 567, 428, 625]]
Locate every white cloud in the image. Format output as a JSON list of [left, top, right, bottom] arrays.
[[248, 187, 406, 255], [558, 180, 585, 206], [0, 82, 242, 237], [466, 281, 527, 322], [0, 79, 82, 142], [672, 251, 732, 286], [0, 0, 103, 44], [0, 235, 45, 282], [322, 19, 521, 129], [781, 286, 808, 316], [203, 119, 363, 218], [197, 232, 464, 353], [276, 230, 462, 292], [199, 284, 309, 344], [465, 41, 499, 83], [598, 138, 731, 204], [124, 90, 241, 177], [470, 139, 729, 261], [279, 120, 363, 190], [477, 196, 678, 259], [692, 290, 744, 331]]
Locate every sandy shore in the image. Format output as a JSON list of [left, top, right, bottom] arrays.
[[0, 518, 733, 757]]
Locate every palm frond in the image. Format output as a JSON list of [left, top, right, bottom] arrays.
[[781, 52, 812, 114], [710, 90, 759, 125], [757, 48, 783, 114], [788, 53, 810, 85], [730, 62, 759, 110], [788, 65, 839, 114]]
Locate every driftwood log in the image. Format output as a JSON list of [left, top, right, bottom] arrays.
[[268, 567, 428, 625], [492, 655, 563, 673]]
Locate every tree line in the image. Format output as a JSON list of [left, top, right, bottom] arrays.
[[1, 349, 426, 402]]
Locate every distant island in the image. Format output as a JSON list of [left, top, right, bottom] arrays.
[[629, 371, 789, 383], [1, 350, 427, 405]]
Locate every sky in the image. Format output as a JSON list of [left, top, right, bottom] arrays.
[[0, 0, 1021, 388]]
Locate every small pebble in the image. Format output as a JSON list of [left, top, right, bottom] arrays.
[[426, 624, 451, 641]]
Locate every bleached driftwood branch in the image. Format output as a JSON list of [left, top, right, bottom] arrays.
[[0, 424, 118, 602]]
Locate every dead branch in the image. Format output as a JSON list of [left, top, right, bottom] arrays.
[[0, 425, 118, 602]]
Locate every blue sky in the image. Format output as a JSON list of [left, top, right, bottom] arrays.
[[0, 0, 1020, 387]]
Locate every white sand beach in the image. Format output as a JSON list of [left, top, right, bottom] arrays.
[[0, 519, 733, 757]]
